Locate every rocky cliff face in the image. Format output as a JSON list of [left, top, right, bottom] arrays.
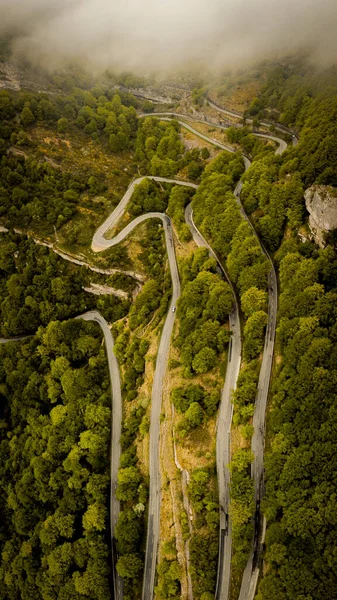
[[304, 185, 337, 247]]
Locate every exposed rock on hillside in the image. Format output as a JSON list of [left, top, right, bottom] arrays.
[[0, 61, 20, 91], [304, 185, 337, 247]]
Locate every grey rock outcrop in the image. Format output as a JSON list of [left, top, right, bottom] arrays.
[[304, 185, 337, 247]]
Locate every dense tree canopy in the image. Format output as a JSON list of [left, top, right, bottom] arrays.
[[0, 233, 129, 336], [256, 246, 337, 600], [175, 248, 233, 377], [238, 62, 337, 599], [2, 60, 337, 600], [0, 320, 113, 599]]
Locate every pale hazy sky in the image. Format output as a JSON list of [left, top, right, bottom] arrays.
[[0, 0, 336, 73]]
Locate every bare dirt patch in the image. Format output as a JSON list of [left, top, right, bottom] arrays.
[[210, 79, 263, 113]]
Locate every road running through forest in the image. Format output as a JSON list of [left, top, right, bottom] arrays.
[[0, 336, 32, 344], [89, 110, 287, 600], [90, 176, 197, 600], [90, 164, 242, 600], [139, 111, 286, 600], [206, 97, 298, 145], [0, 110, 287, 600], [78, 310, 124, 600], [184, 205, 241, 600]]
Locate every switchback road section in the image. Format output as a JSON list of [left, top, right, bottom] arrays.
[[185, 205, 242, 600], [140, 111, 286, 600], [207, 97, 298, 145], [79, 311, 124, 600], [91, 176, 197, 600]]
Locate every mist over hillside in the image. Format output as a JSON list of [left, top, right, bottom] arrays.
[[1, 2, 337, 600], [0, 0, 337, 74]]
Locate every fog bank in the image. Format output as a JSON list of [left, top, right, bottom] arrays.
[[0, 0, 336, 73]]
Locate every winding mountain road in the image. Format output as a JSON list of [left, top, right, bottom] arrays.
[[140, 111, 285, 599], [90, 176, 197, 600], [88, 111, 285, 600], [1, 103, 287, 600], [185, 205, 242, 600], [141, 112, 287, 156], [207, 97, 298, 145], [183, 118, 280, 600], [90, 164, 242, 600], [183, 117, 281, 600], [79, 311, 124, 600]]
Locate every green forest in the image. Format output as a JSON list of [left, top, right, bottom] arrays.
[[0, 320, 114, 600], [221, 63, 337, 598], [257, 244, 337, 600], [242, 64, 337, 600], [0, 224, 134, 599], [1, 53, 337, 600], [0, 232, 130, 336], [188, 62, 337, 598]]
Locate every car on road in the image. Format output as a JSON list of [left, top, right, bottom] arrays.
[[172, 307, 176, 313]]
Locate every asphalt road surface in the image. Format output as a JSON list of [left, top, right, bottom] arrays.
[[139, 111, 287, 600], [235, 183, 279, 600], [140, 112, 285, 600], [233, 179, 280, 600], [79, 311, 124, 600], [91, 176, 197, 600], [207, 97, 298, 145], [137, 111, 287, 599], [0, 336, 31, 344], [185, 205, 242, 600]]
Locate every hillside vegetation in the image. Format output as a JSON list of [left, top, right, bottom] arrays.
[[1, 57, 337, 600], [192, 61, 337, 598], [235, 62, 337, 600], [0, 321, 114, 600]]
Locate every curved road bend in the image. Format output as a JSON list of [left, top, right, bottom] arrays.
[[186, 120, 281, 600], [207, 98, 298, 145], [235, 165, 279, 600], [140, 113, 287, 156], [0, 336, 31, 344], [78, 311, 124, 600], [185, 206, 242, 600], [140, 114, 284, 599], [92, 176, 197, 252], [91, 176, 197, 600]]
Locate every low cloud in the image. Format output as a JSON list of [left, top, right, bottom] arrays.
[[0, 0, 336, 74]]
